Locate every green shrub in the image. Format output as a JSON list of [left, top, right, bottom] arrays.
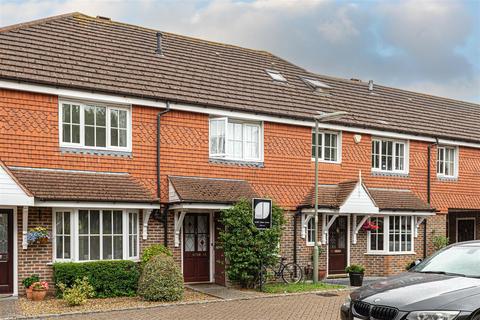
[[58, 277, 95, 306], [141, 244, 172, 265], [433, 235, 449, 251], [219, 199, 285, 288], [345, 264, 365, 274], [53, 260, 139, 298], [22, 274, 39, 289], [137, 255, 184, 302]]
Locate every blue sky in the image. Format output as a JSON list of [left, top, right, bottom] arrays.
[[1, 0, 479, 103]]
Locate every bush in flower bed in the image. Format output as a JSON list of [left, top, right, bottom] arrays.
[[141, 244, 172, 265], [58, 277, 95, 306], [53, 260, 139, 298], [137, 255, 184, 302]]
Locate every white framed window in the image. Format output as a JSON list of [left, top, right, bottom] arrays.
[[311, 131, 341, 163], [52, 209, 139, 262], [367, 216, 414, 254], [371, 138, 408, 173], [437, 146, 458, 178], [54, 211, 72, 261], [209, 117, 263, 162], [301, 214, 316, 246], [59, 100, 132, 152]]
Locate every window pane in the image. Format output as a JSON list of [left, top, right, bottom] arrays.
[[79, 211, 89, 234], [56, 212, 63, 234], [90, 236, 100, 260], [64, 213, 70, 234], [113, 236, 123, 259], [62, 124, 71, 143], [119, 110, 127, 128], [90, 211, 100, 234], [103, 236, 112, 260], [111, 129, 118, 147], [79, 236, 89, 260], [111, 110, 118, 128], [56, 236, 63, 259], [72, 125, 80, 143], [85, 106, 95, 125], [96, 107, 106, 126], [62, 104, 71, 123], [96, 127, 106, 147], [72, 105, 80, 124], [85, 126, 95, 146], [64, 236, 71, 259], [119, 130, 127, 147], [113, 211, 123, 234], [103, 211, 112, 234]]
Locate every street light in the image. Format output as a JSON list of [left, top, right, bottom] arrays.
[[313, 111, 349, 284]]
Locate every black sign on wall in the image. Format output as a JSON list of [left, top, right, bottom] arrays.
[[253, 198, 272, 230]]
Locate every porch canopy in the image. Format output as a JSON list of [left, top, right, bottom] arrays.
[[0, 163, 159, 245], [299, 179, 435, 244], [168, 175, 257, 246]]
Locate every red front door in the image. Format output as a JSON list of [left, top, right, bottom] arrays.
[[183, 214, 210, 282], [0, 209, 14, 294], [328, 216, 348, 275]]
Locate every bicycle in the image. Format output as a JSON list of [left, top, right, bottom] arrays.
[[258, 257, 303, 289]]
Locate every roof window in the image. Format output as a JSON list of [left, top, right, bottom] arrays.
[[266, 70, 287, 82], [302, 77, 332, 92]]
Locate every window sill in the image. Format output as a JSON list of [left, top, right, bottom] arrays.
[[371, 170, 409, 178], [60, 147, 132, 157], [50, 258, 140, 264], [437, 175, 458, 182], [310, 158, 341, 164], [209, 158, 264, 168], [365, 251, 416, 256]]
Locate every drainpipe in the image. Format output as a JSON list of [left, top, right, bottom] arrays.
[[425, 138, 439, 258], [293, 211, 299, 267], [157, 102, 171, 247]]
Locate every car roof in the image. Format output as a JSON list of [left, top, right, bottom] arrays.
[[451, 240, 480, 247]]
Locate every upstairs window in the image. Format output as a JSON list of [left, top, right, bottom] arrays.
[[437, 146, 458, 178], [60, 101, 131, 152], [311, 131, 340, 163], [209, 117, 262, 162], [372, 138, 407, 173]]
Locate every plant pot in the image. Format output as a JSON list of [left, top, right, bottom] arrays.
[[31, 289, 47, 301], [26, 287, 33, 300], [349, 272, 364, 287], [318, 269, 327, 281]]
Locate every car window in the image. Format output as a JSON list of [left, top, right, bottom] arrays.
[[414, 245, 480, 277]]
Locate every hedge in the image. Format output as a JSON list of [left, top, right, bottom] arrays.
[[53, 260, 140, 298]]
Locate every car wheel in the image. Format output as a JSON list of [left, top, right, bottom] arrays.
[[471, 310, 480, 320]]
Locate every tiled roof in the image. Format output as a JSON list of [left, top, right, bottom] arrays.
[[9, 167, 158, 202], [301, 180, 432, 211], [0, 13, 478, 143], [169, 176, 257, 203]]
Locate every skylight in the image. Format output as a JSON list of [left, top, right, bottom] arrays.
[[302, 77, 332, 90], [266, 70, 287, 82]]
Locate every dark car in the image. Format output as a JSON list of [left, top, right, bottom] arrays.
[[341, 241, 480, 320]]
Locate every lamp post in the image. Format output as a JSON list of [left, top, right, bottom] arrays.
[[313, 111, 349, 284]]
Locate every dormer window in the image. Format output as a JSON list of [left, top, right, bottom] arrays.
[[266, 69, 287, 82]]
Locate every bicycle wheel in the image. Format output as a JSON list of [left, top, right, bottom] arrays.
[[282, 263, 303, 284]]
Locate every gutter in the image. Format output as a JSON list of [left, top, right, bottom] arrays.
[[157, 102, 171, 247]]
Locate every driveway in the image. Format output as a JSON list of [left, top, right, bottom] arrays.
[[46, 291, 349, 320]]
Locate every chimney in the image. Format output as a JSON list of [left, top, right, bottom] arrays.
[[368, 80, 374, 92], [155, 32, 163, 56]]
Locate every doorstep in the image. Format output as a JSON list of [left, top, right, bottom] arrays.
[[326, 274, 348, 279]]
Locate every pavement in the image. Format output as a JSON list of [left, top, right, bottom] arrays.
[[186, 283, 263, 299], [0, 296, 17, 319], [324, 276, 386, 288], [42, 291, 350, 320]]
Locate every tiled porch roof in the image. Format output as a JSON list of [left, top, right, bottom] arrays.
[[301, 180, 433, 212], [168, 176, 257, 204], [9, 167, 158, 203]]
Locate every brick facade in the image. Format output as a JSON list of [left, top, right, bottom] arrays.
[[1, 88, 479, 294]]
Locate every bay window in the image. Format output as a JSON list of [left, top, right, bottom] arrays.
[[60, 101, 131, 151], [372, 138, 407, 173], [437, 146, 457, 178], [368, 216, 414, 254], [209, 117, 262, 161], [53, 209, 139, 262], [311, 131, 340, 163]]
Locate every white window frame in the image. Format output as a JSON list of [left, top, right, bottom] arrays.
[[52, 208, 140, 262], [59, 100, 132, 152], [301, 214, 316, 246], [371, 137, 409, 174], [366, 215, 415, 255], [209, 117, 264, 162], [437, 145, 459, 178], [311, 130, 342, 164], [53, 210, 73, 262]]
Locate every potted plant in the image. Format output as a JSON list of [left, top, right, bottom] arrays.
[[31, 281, 49, 301], [345, 264, 365, 287], [22, 274, 40, 300], [27, 227, 50, 245]]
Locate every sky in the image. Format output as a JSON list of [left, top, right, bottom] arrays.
[[1, 0, 479, 103]]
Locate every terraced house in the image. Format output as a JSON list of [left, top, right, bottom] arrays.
[[0, 13, 479, 296]]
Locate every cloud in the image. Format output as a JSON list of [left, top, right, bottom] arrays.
[[0, 0, 479, 102]]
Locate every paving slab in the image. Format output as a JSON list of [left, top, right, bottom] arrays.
[[185, 283, 262, 300], [0, 296, 17, 319]]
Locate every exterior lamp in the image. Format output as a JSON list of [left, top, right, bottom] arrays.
[[313, 111, 349, 283]]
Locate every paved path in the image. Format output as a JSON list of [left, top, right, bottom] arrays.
[[186, 283, 263, 299], [44, 291, 349, 320], [0, 297, 17, 319]]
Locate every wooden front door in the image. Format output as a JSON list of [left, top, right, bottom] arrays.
[[457, 218, 475, 242], [0, 209, 14, 294], [328, 216, 348, 275], [183, 214, 210, 282], [214, 213, 225, 285]]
